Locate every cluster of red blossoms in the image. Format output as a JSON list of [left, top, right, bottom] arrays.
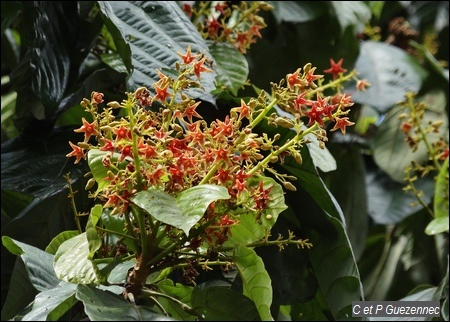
[[67, 46, 363, 248], [183, 1, 272, 54]]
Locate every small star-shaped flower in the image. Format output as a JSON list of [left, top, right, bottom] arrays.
[[324, 58, 347, 80]]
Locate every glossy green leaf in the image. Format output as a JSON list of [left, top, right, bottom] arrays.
[[351, 41, 428, 113], [98, 1, 217, 95], [366, 166, 435, 224], [131, 185, 230, 236], [191, 286, 260, 321], [433, 158, 449, 219], [10, 2, 71, 130], [45, 230, 80, 255], [372, 90, 448, 182], [330, 1, 371, 34], [425, 217, 449, 235], [54, 233, 100, 285], [1, 236, 60, 291], [270, 1, 327, 23], [234, 245, 273, 321], [208, 41, 248, 96], [1, 258, 37, 321], [155, 279, 194, 321], [76, 284, 176, 321], [86, 204, 103, 257], [22, 283, 77, 321]]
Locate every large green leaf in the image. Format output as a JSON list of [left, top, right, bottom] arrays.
[[53, 233, 100, 285], [365, 166, 435, 224], [234, 245, 273, 321], [98, 1, 217, 95], [0, 258, 37, 321], [131, 185, 230, 236], [208, 41, 248, 96], [372, 90, 448, 182], [155, 279, 194, 321], [225, 176, 287, 246], [432, 157, 449, 218], [191, 286, 260, 321], [269, 1, 327, 23], [322, 144, 369, 260], [330, 1, 371, 34], [10, 2, 71, 129], [45, 230, 80, 255], [86, 204, 103, 257], [1, 236, 60, 292], [76, 284, 176, 321], [350, 41, 428, 113], [21, 282, 77, 321]]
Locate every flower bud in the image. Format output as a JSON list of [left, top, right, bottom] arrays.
[[85, 178, 96, 190], [269, 155, 278, 163], [293, 152, 302, 164], [282, 181, 297, 191], [107, 101, 121, 109], [275, 117, 294, 128]]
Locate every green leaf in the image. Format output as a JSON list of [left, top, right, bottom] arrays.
[[155, 279, 194, 321], [373, 90, 448, 182], [433, 158, 449, 219], [366, 167, 435, 224], [191, 286, 260, 321], [1, 258, 37, 321], [88, 149, 128, 195], [208, 41, 248, 96], [322, 144, 369, 261], [351, 41, 428, 113], [76, 284, 176, 321], [270, 1, 327, 23], [10, 2, 70, 126], [86, 204, 103, 257], [53, 233, 100, 285], [425, 217, 449, 236], [131, 184, 230, 236], [98, 1, 217, 96], [1, 236, 60, 291], [45, 230, 80, 255], [22, 282, 77, 321], [234, 245, 273, 321], [330, 1, 371, 34], [225, 176, 287, 246]]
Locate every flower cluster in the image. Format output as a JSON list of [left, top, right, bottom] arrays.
[[66, 46, 362, 290], [182, 1, 273, 53], [399, 92, 448, 213]]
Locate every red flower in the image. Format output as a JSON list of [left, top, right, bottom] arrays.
[[193, 57, 213, 79], [178, 45, 195, 64], [294, 92, 312, 112], [114, 126, 132, 141], [324, 58, 347, 80], [100, 138, 115, 152], [286, 68, 304, 88], [331, 117, 355, 134], [92, 92, 104, 104], [206, 18, 222, 37], [356, 79, 371, 91], [236, 99, 251, 119], [183, 101, 203, 123], [153, 83, 170, 102], [66, 141, 85, 164], [74, 117, 99, 142]]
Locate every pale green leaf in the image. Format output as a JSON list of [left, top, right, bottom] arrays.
[[2, 236, 60, 291], [131, 185, 230, 236], [53, 233, 100, 285], [434, 158, 449, 219], [208, 41, 248, 96], [351, 41, 428, 113], [234, 245, 273, 321], [330, 1, 371, 34], [425, 217, 449, 235], [22, 282, 77, 321], [76, 284, 176, 321], [45, 230, 80, 255], [86, 204, 103, 257]]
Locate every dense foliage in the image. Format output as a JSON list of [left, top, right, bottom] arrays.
[[1, 1, 448, 321]]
